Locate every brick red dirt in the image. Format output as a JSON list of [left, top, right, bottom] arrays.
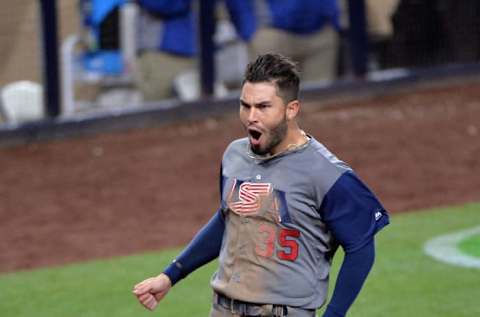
[[1, 81, 479, 273]]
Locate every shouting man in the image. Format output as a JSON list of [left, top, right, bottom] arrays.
[[133, 53, 389, 317]]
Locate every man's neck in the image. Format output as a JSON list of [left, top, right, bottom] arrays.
[[270, 128, 308, 156]]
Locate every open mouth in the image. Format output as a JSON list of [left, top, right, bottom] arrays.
[[249, 129, 262, 141], [248, 128, 263, 146]]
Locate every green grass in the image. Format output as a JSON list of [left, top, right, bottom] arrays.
[[1, 202, 480, 317], [319, 202, 480, 317], [0, 251, 217, 317], [458, 233, 480, 257]]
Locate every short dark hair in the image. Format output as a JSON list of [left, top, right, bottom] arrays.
[[243, 53, 300, 103]]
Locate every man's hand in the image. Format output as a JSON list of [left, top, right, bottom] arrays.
[[132, 273, 172, 311]]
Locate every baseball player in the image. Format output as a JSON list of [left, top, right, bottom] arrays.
[[133, 53, 389, 317]]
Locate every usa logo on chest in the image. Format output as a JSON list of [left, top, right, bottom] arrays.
[[228, 180, 272, 216], [225, 179, 300, 261]]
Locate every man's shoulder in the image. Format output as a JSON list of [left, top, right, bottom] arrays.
[[304, 137, 351, 174], [223, 138, 249, 158], [225, 138, 249, 152]]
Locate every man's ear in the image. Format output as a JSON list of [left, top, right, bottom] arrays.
[[286, 100, 300, 120]]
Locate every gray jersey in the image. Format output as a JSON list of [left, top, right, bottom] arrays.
[[211, 136, 388, 309]]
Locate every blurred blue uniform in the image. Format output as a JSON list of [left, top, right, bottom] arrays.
[[79, 0, 127, 74], [225, 0, 341, 82], [80, 0, 126, 48], [134, 0, 197, 100], [225, 0, 339, 37], [79, 0, 197, 72], [262, 0, 340, 33], [137, 0, 196, 56]]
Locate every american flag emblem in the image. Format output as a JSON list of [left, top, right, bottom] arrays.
[[230, 182, 272, 216]]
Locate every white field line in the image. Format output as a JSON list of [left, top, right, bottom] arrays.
[[424, 226, 480, 269]]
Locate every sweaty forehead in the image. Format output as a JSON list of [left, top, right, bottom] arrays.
[[241, 81, 283, 104]]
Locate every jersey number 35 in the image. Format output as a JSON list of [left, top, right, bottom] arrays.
[[255, 224, 300, 261]]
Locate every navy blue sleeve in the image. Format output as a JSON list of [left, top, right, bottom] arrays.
[[320, 171, 389, 252], [322, 239, 376, 317], [163, 209, 225, 285]]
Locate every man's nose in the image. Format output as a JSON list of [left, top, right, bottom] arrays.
[[247, 108, 258, 123]]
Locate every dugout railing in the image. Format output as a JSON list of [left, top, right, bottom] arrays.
[[2, 0, 480, 142]]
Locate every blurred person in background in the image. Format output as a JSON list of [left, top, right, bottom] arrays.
[[337, 0, 400, 72], [365, 0, 400, 44], [365, 0, 400, 69], [134, 0, 197, 101], [136, 0, 258, 101], [225, 0, 341, 84]]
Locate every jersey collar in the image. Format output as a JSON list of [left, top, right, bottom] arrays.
[[247, 133, 311, 162]]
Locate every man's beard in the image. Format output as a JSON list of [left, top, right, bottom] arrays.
[[250, 116, 288, 156]]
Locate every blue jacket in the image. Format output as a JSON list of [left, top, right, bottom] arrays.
[[80, 0, 126, 48], [80, 0, 195, 56], [225, 0, 340, 40], [137, 0, 196, 56]]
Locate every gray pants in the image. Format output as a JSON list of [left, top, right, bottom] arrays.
[[134, 51, 195, 101], [209, 294, 316, 317], [249, 26, 338, 83]]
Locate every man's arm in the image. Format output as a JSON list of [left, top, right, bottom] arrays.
[[318, 171, 389, 316], [163, 208, 225, 284], [322, 239, 375, 317], [132, 208, 225, 310]]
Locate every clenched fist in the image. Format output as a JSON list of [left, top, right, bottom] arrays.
[[133, 273, 172, 311]]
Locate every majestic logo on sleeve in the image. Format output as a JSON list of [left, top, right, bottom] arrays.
[[229, 181, 272, 216]]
